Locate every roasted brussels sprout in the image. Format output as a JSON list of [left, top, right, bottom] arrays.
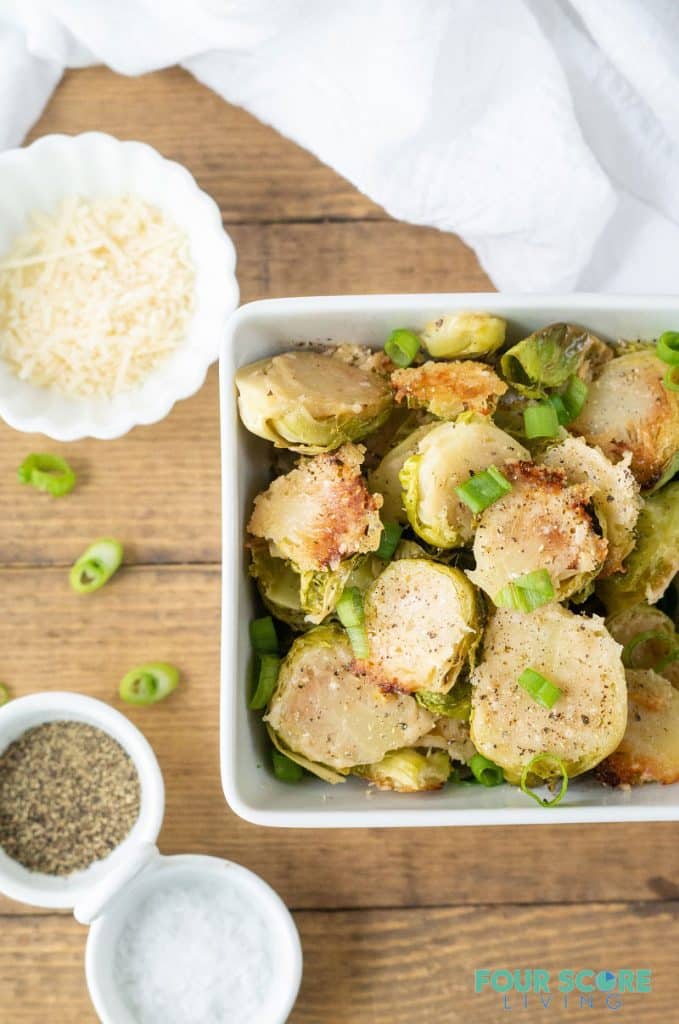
[[467, 462, 608, 605], [267, 724, 347, 784], [399, 417, 529, 548], [368, 422, 438, 523], [606, 603, 679, 689], [360, 558, 481, 694], [354, 748, 452, 791], [235, 350, 393, 453], [596, 669, 679, 786], [420, 312, 506, 359], [470, 604, 627, 784], [500, 322, 611, 399], [249, 539, 309, 629], [419, 716, 476, 764], [265, 625, 434, 771], [391, 361, 507, 420], [540, 436, 642, 576], [248, 443, 383, 573], [416, 677, 472, 720], [598, 482, 679, 613], [329, 343, 395, 378], [570, 350, 679, 490]]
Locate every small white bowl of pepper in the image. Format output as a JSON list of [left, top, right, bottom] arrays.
[[0, 691, 164, 909]]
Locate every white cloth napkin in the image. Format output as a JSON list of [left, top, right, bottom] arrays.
[[2, 0, 679, 294]]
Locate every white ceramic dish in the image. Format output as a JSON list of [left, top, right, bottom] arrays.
[[220, 293, 679, 828], [0, 692, 164, 908], [84, 853, 302, 1024], [0, 132, 239, 440]]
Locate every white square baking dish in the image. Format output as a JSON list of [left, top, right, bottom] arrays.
[[220, 293, 679, 827]]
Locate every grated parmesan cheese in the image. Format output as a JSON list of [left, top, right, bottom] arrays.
[[0, 195, 195, 397]]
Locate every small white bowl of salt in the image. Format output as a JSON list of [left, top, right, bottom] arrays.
[[80, 852, 302, 1024]]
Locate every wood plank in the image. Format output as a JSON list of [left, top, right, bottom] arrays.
[[27, 66, 382, 223], [0, 220, 489, 567], [0, 565, 677, 918], [1, 902, 676, 1023]]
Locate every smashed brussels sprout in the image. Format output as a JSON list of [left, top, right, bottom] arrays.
[[606, 603, 679, 689], [470, 604, 627, 784], [540, 436, 641, 576], [598, 482, 679, 613], [399, 416, 529, 548], [596, 669, 679, 786], [391, 360, 507, 419], [420, 312, 506, 358], [248, 443, 383, 573], [235, 351, 392, 453], [354, 748, 452, 792], [570, 350, 679, 490], [500, 322, 611, 399], [367, 422, 438, 523], [360, 558, 480, 694], [265, 625, 434, 772], [467, 462, 608, 606], [419, 717, 476, 763]]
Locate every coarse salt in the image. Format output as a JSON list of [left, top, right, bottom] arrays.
[[114, 877, 275, 1024], [0, 195, 194, 398]]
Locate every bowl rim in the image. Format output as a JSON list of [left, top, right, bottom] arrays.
[[0, 691, 165, 907], [220, 292, 679, 828], [0, 131, 239, 441], [85, 852, 303, 1024]]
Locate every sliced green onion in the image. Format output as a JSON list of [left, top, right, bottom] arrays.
[[385, 328, 421, 368], [523, 402, 560, 439], [561, 375, 588, 420], [69, 538, 123, 594], [518, 667, 562, 709], [336, 586, 370, 658], [657, 331, 679, 366], [520, 753, 568, 808], [663, 365, 679, 392], [249, 616, 278, 655], [119, 661, 180, 705], [18, 453, 76, 497], [494, 569, 555, 613], [272, 749, 304, 783], [547, 393, 569, 426], [376, 521, 403, 561], [0, 683, 11, 707], [468, 753, 504, 787], [249, 653, 281, 710], [621, 630, 679, 671], [455, 464, 512, 515]]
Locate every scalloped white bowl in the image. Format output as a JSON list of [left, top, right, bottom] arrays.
[[0, 132, 239, 440]]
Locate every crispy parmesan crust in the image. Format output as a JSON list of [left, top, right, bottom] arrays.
[[247, 443, 383, 572], [391, 360, 507, 418], [596, 670, 679, 786]]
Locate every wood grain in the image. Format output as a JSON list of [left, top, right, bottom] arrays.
[[2, 903, 676, 1023], [27, 66, 382, 223], [3, 58, 675, 1024]]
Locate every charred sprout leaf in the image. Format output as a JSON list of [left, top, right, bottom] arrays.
[[420, 312, 506, 359], [354, 748, 451, 792], [598, 481, 679, 614], [235, 351, 393, 454], [500, 322, 611, 399], [264, 625, 433, 771]]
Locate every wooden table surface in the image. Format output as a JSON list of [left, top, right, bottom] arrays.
[[0, 67, 676, 1024]]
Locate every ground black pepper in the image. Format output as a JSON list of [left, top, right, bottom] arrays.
[[0, 720, 140, 875]]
